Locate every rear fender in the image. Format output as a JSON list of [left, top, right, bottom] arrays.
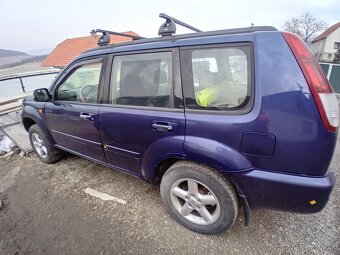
[[183, 136, 253, 173], [145, 136, 253, 182], [141, 135, 186, 181]]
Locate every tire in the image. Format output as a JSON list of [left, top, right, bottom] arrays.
[[160, 161, 238, 235], [28, 124, 63, 164]]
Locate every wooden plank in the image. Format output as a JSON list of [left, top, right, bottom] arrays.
[[0, 102, 22, 114], [1, 123, 32, 153], [0, 96, 25, 106], [0, 106, 22, 115], [0, 111, 21, 127]]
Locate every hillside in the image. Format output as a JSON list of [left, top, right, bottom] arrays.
[[0, 48, 46, 70], [0, 49, 28, 58]]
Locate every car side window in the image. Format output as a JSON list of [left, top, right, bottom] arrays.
[[110, 52, 172, 108], [182, 46, 251, 111], [56, 62, 102, 103]]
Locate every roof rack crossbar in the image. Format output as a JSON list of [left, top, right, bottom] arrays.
[[91, 29, 144, 40], [90, 29, 145, 47], [159, 13, 202, 33]]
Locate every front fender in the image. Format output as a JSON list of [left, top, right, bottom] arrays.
[[183, 136, 253, 173], [22, 104, 55, 145]]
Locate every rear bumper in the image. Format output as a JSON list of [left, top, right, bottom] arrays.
[[227, 169, 336, 213]]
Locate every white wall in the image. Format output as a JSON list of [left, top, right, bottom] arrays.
[[310, 39, 326, 59], [324, 28, 340, 53], [311, 27, 340, 62]]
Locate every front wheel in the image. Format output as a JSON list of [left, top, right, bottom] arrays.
[[160, 161, 238, 235], [29, 124, 63, 164]]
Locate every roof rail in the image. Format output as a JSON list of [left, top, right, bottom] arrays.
[[85, 26, 277, 53], [158, 13, 202, 37], [90, 29, 145, 47]]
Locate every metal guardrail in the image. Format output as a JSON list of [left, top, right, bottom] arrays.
[[0, 70, 59, 94], [0, 69, 59, 81], [0, 69, 60, 108]]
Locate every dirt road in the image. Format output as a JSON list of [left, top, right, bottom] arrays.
[[0, 138, 339, 254]]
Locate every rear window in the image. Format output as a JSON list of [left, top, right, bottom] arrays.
[[181, 45, 252, 111]]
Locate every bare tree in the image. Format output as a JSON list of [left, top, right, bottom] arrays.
[[282, 13, 327, 43]]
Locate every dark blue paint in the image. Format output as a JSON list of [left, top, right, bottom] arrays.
[[183, 136, 252, 172], [241, 132, 276, 156], [98, 105, 185, 176], [227, 168, 336, 213], [22, 101, 55, 145], [22, 30, 337, 214], [44, 102, 106, 162]]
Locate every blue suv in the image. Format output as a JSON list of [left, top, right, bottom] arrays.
[[22, 17, 338, 234]]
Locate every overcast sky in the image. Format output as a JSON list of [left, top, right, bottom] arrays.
[[0, 0, 339, 53]]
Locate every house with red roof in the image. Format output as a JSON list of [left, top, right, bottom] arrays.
[[310, 22, 340, 63], [42, 31, 139, 68]]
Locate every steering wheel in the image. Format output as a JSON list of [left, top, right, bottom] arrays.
[[79, 85, 97, 102]]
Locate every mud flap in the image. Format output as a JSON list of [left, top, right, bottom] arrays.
[[240, 194, 251, 226]]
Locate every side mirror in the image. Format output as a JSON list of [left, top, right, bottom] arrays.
[[33, 88, 51, 102]]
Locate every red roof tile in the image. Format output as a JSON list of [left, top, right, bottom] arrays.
[[42, 31, 139, 67], [312, 22, 340, 43]]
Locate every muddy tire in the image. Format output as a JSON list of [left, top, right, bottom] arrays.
[[28, 124, 63, 164], [160, 161, 238, 235]]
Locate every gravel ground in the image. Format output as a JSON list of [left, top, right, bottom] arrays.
[[0, 138, 339, 255]]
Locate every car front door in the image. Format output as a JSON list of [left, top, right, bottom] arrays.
[[98, 50, 185, 178], [45, 57, 107, 163]]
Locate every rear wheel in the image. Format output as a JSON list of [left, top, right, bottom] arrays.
[[29, 124, 63, 164], [160, 161, 238, 235]]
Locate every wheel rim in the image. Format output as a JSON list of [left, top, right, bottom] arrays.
[[170, 178, 220, 225], [31, 133, 48, 159]]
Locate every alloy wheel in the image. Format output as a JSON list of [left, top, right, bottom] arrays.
[[32, 133, 48, 159], [170, 178, 220, 225]]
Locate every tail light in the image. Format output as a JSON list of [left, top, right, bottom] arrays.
[[282, 32, 339, 132]]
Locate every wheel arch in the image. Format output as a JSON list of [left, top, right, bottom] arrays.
[[155, 158, 242, 193], [22, 106, 55, 145], [23, 117, 36, 131], [144, 136, 253, 183], [183, 136, 253, 172]]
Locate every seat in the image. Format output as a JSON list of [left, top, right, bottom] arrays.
[[117, 74, 150, 106]]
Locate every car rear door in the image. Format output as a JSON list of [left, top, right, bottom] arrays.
[[45, 57, 108, 163], [98, 49, 185, 178]]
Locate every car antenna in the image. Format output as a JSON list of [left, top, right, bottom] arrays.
[[90, 29, 145, 47], [158, 13, 202, 37]]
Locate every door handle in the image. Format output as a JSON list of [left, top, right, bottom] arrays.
[[152, 121, 177, 132], [152, 123, 172, 132], [79, 112, 95, 121]]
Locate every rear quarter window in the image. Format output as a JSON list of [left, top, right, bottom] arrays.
[[181, 44, 252, 112]]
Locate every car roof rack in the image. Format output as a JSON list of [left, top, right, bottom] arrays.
[[85, 25, 277, 53], [91, 13, 202, 46], [90, 29, 145, 47], [85, 12, 278, 52], [158, 13, 202, 37]]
